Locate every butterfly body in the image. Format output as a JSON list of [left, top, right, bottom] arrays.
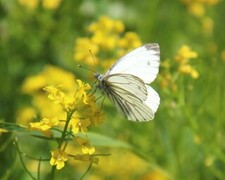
[[95, 43, 160, 122]]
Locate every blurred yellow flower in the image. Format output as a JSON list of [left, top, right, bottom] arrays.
[[205, 155, 215, 167], [140, 169, 168, 180], [113, 20, 125, 33], [118, 32, 142, 49], [175, 45, 198, 64], [190, 68, 199, 79], [22, 75, 46, 95], [175, 45, 199, 79], [50, 149, 68, 170], [22, 65, 76, 95], [18, 0, 39, 9], [193, 134, 201, 144], [42, 0, 62, 9], [221, 50, 225, 62], [205, 0, 220, 5], [202, 17, 214, 36], [181, 0, 220, 17], [75, 137, 95, 155], [74, 154, 99, 164], [19, 65, 77, 123], [189, 2, 205, 17], [16, 107, 37, 126], [158, 73, 177, 92], [74, 38, 99, 65], [74, 16, 142, 70], [89, 106, 104, 126]]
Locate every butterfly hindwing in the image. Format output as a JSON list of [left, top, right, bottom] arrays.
[[102, 74, 156, 121]]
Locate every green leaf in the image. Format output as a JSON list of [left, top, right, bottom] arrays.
[[0, 122, 27, 132], [85, 132, 132, 149]]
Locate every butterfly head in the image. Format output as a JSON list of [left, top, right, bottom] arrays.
[[94, 73, 104, 81], [94, 73, 108, 91]]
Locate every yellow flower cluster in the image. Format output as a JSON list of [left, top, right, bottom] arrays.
[[181, 0, 220, 17], [74, 16, 142, 70], [29, 79, 103, 170], [175, 45, 199, 79], [158, 45, 199, 92], [18, 0, 62, 10], [17, 65, 76, 125]]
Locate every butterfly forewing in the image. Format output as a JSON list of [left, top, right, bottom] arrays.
[[105, 74, 148, 101], [106, 43, 160, 83]]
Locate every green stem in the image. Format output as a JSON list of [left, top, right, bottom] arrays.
[[50, 110, 75, 179], [14, 140, 36, 180], [79, 162, 92, 180], [58, 110, 74, 149]]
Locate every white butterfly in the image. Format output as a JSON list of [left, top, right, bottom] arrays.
[[95, 43, 160, 122]]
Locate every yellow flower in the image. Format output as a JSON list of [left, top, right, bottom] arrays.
[[21, 65, 76, 95], [190, 68, 199, 79], [74, 16, 142, 70], [18, 0, 39, 9], [70, 117, 91, 134], [118, 32, 142, 49], [221, 50, 225, 62], [22, 75, 46, 94], [178, 64, 199, 79], [188, 2, 205, 17], [74, 154, 99, 164], [43, 85, 65, 104], [74, 80, 91, 105], [175, 45, 199, 79], [75, 137, 95, 155], [30, 117, 59, 131], [175, 45, 198, 64], [96, 16, 115, 33], [181, 0, 220, 17], [42, 0, 62, 9], [202, 17, 214, 36], [16, 107, 37, 125], [193, 134, 201, 144], [205, 0, 220, 5], [113, 20, 125, 33], [178, 64, 193, 74], [89, 106, 104, 126], [74, 38, 99, 65], [50, 149, 68, 170], [140, 169, 168, 180], [158, 73, 177, 92]]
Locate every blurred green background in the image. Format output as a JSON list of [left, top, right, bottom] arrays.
[[0, 0, 225, 179]]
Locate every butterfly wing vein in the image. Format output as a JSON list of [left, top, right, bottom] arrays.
[[104, 74, 154, 121]]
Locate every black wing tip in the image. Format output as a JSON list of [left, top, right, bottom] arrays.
[[144, 43, 160, 52]]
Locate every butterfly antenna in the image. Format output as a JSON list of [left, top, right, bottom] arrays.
[[89, 49, 97, 66], [77, 64, 96, 73]]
